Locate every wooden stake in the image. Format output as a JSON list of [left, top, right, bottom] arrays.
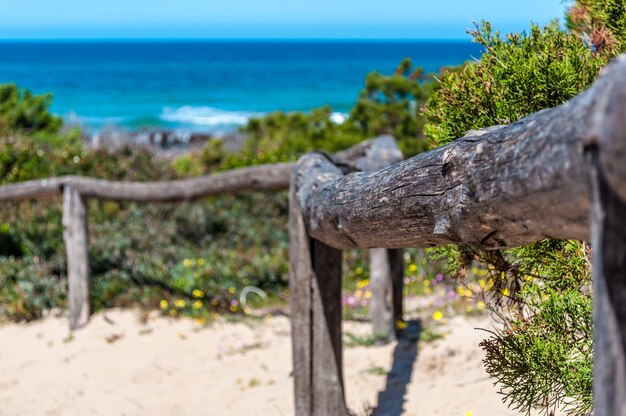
[[370, 248, 404, 342], [62, 185, 90, 330]]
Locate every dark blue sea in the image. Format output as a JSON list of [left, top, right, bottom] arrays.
[[0, 40, 482, 132]]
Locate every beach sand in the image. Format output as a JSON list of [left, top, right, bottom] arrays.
[[0, 309, 519, 416]]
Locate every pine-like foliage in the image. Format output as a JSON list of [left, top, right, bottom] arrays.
[[422, 2, 626, 414], [0, 84, 61, 135], [423, 20, 609, 147]]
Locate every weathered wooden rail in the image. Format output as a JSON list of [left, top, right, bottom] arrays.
[[289, 55, 626, 415], [0, 136, 404, 334]]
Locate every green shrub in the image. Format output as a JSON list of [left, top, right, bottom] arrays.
[[230, 106, 365, 167], [0, 256, 67, 322], [423, 20, 609, 147], [350, 58, 434, 155], [421, 2, 626, 412], [200, 139, 225, 168], [0, 84, 62, 135], [481, 284, 593, 415]]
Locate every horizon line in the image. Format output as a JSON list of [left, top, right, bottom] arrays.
[[0, 37, 474, 42]]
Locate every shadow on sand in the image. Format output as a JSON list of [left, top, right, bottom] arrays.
[[372, 320, 422, 416]]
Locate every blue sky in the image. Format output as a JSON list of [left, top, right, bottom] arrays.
[[0, 0, 567, 39]]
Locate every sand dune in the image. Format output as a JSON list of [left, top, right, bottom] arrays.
[[0, 309, 518, 416]]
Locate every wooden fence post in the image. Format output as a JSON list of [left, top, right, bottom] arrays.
[[589, 154, 626, 415], [370, 248, 404, 342], [290, 179, 313, 416], [311, 238, 344, 415], [62, 184, 90, 330], [290, 180, 346, 416]]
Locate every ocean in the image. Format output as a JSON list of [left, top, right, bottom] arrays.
[[0, 40, 482, 133]]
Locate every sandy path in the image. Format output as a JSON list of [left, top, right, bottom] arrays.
[[0, 309, 517, 416]]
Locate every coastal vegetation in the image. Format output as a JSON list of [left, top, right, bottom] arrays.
[[1, 0, 625, 414], [423, 1, 625, 414]]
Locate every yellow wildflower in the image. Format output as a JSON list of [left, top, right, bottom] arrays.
[[477, 301, 486, 311], [355, 266, 363, 275], [502, 288, 510, 297], [396, 320, 408, 330], [355, 289, 363, 298], [423, 279, 430, 286], [478, 279, 486, 289], [465, 412, 474, 416], [364, 290, 372, 299], [159, 299, 169, 310], [174, 299, 186, 308], [228, 287, 236, 294], [169, 309, 177, 317], [356, 279, 369, 289], [229, 305, 237, 312], [408, 264, 417, 273], [195, 317, 206, 325], [433, 310, 443, 321], [192, 300, 203, 310], [197, 258, 205, 266], [183, 258, 192, 268], [192, 289, 204, 298]]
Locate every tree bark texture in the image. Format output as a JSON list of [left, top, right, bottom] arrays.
[[294, 56, 626, 251]]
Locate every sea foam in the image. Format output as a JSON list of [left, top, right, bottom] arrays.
[[160, 106, 259, 127], [329, 112, 347, 124]]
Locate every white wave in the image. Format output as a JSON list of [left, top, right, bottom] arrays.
[[330, 112, 348, 124], [160, 106, 259, 127], [63, 111, 127, 126]]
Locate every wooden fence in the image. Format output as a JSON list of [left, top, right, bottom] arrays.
[[289, 55, 626, 415], [0, 136, 404, 336]]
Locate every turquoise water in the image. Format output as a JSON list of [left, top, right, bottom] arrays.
[[0, 40, 482, 132]]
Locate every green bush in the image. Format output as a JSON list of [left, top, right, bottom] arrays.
[[350, 58, 434, 155], [0, 256, 67, 321], [0, 84, 62, 135], [231, 106, 365, 167], [481, 284, 593, 415], [421, 1, 626, 412], [423, 20, 609, 147]]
